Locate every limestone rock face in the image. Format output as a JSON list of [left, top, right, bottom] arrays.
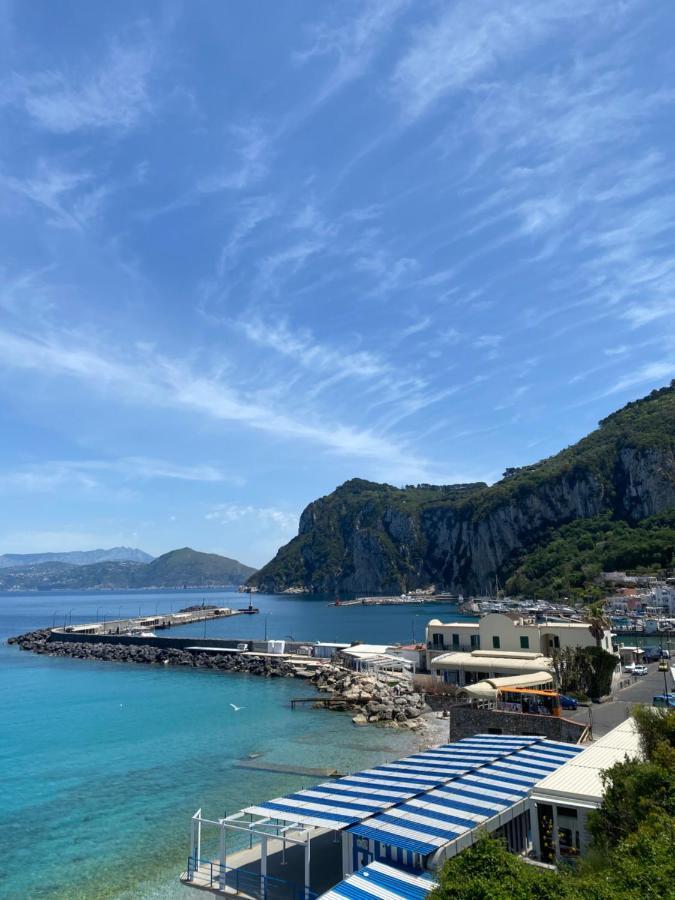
[[249, 383, 675, 595]]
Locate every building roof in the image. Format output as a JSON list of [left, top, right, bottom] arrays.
[[341, 644, 393, 657], [471, 650, 546, 660], [531, 718, 641, 805], [319, 860, 436, 900], [460, 672, 554, 698], [349, 740, 583, 856], [244, 735, 547, 830], [432, 652, 553, 672]]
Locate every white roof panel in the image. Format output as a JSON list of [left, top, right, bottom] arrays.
[[533, 719, 641, 802]]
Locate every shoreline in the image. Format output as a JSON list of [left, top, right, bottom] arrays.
[[8, 628, 430, 732]]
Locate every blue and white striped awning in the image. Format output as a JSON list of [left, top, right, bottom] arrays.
[[243, 735, 541, 829], [318, 860, 435, 900], [349, 739, 584, 855]]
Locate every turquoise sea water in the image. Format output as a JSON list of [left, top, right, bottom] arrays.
[[1, 590, 464, 899]]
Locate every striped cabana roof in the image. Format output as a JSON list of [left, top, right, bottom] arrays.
[[243, 734, 541, 829], [319, 860, 436, 900], [348, 739, 584, 855]]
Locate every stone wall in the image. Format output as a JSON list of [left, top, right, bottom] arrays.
[[446, 705, 587, 744], [49, 630, 307, 654]]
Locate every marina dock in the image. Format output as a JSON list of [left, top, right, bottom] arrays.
[[331, 593, 459, 607]]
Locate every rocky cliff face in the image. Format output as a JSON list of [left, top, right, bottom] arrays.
[[250, 384, 675, 596]]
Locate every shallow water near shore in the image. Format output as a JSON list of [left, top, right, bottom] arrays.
[[1, 589, 464, 898]]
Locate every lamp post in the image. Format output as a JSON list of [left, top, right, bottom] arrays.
[[658, 658, 670, 699]]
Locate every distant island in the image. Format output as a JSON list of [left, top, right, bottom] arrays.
[[248, 381, 675, 600], [0, 546, 154, 568], [0, 547, 257, 591]]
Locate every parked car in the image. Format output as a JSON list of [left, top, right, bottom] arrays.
[[652, 694, 675, 708], [559, 694, 578, 710], [659, 648, 671, 659], [633, 664, 649, 676], [642, 647, 661, 662]]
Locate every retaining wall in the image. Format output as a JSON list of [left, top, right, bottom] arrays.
[[446, 705, 587, 744], [48, 631, 310, 655]]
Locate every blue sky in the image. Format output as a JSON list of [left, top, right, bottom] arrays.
[[1, 1, 674, 566]]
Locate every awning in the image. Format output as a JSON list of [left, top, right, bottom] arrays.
[[243, 735, 541, 829], [460, 671, 554, 698], [348, 740, 583, 856], [432, 652, 553, 673], [319, 860, 435, 900]]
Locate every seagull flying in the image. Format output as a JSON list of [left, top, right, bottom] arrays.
[[230, 703, 244, 712]]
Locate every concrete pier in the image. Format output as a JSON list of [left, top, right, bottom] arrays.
[[53, 605, 250, 639]]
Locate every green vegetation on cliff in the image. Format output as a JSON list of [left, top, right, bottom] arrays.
[[249, 383, 675, 596], [505, 510, 675, 599]]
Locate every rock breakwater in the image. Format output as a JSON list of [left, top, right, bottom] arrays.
[[8, 630, 427, 728], [311, 664, 427, 729]]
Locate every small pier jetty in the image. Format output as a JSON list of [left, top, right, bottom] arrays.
[[290, 696, 347, 709], [233, 759, 343, 778]]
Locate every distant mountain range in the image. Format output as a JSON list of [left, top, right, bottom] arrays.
[[0, 548, 257, 591], [0, 547, 154, 569], [249, 382, 675, 599]]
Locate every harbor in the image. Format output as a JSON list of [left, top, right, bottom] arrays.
[[332, 593, 459, 607], [4, 586, 674, 899]]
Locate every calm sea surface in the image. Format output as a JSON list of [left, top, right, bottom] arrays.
[[0, 590, 463, 899]]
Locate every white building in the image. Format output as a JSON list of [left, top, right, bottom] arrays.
[[338, 644, 414, 673], [427, 613, 614, 664], [431, 649, 554, 687], [529, 718, 641, 862]]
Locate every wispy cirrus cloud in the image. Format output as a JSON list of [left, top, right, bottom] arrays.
[[198, 122, 272, 194], [0, 457, 243, 493], [206, 503, 298, 533], [0, 327, 437, 482], [9, 36, 156, 133], [391, 0, 596, 121], [238, 316, 389, 380], [0, 160, 107, 230], [296, 0, 410, 108], [604, 361, 675, 396]]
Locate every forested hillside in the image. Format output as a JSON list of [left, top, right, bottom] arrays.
[[249, 383, 675, 597]]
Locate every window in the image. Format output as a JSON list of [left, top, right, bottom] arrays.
[[492, 635, 501, 649], [452, 633, 460, 648], [554, 636, 560, 649], [432, 632, 442, 648], [557, 806, 578, 819], [470, 634, 480, 649], [520, 636, 530, 649]]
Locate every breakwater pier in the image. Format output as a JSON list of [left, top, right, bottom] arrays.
[[53, 602, 255, 639], [8, 627, 428, 729]]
